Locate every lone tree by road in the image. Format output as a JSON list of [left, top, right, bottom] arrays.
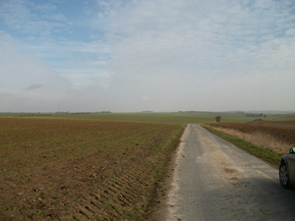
[[215, 116, 221, 122]]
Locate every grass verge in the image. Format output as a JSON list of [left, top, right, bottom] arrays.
[[200, 124, 281, 167], [145, 125, 185, 214]]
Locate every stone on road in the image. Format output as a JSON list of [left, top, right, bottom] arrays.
[[158, 124, 295, 221]]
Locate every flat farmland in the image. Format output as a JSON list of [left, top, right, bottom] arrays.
[[0, 112, 265, 124], [0, 118, 184, 220]]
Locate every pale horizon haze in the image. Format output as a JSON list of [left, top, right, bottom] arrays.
[[1, 0, 295, 113]]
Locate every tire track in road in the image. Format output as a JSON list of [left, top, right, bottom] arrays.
[[160, 124, 295, 221]]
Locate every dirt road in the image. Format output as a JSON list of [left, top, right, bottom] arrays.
[[152, 124, 295, 221]]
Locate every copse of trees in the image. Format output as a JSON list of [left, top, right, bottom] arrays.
[[215, 116, 221, 122]]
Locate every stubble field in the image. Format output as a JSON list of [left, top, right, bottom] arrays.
[[0, 118, 184, 220], [206, 121, 295, 156]]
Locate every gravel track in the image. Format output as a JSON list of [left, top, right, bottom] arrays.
[[156, 124, 295, 221]]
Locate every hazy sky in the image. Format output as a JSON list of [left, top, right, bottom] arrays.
[[1, 0, 294, 112]]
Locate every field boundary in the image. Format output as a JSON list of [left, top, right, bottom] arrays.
[[200, 124, 281, 167]]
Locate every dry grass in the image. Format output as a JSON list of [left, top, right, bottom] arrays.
[[213, 127, 291, 156]]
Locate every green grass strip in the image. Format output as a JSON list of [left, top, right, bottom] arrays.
[[200, 124, 281, 167]]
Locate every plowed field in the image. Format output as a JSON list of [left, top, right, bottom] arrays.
[[0, 118, 184, 220], [245, 120, 295, 129]]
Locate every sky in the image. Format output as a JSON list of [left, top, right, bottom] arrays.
[[0, 0, 294, 113]]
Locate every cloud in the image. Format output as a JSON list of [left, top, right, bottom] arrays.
[[48, 14, 67, 22], [0, 30, 115, 112], [33, 3, 57, 13], [286, 28, 295, 36], [0, 0, 294, 112], [92, 0, 295, 111], [26, 83, 43, 91], [0, 0, 66, 37], [0, 31, 73, 111], [141, 97, 150, 101], [102, 0, 293, 77], [60, 71, 112, 90], [0, 0, 112, 90]]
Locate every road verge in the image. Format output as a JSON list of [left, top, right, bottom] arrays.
[[200, 124, 281, 167]]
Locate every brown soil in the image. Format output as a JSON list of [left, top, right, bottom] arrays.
[[0, 118, 184, 220], [245, 120, 295, 130]]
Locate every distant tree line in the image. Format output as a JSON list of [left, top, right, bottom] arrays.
[[245, 113, 266, 118]]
